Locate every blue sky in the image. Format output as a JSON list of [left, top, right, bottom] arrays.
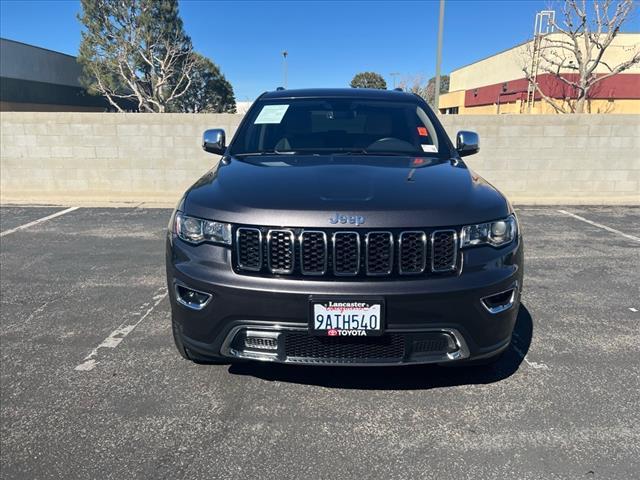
[[1, 0, 553, 100]]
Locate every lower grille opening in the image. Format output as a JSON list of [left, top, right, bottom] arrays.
[[284, 332, 405, 363], [224, 328, 470, 364]]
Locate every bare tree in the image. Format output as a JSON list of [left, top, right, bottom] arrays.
[[522, 0, 639, 113], [399, 74, 450, 107], [78, 0, 197, 113]]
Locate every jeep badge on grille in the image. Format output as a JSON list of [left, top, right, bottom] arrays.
[[329, 213, 365, 226]]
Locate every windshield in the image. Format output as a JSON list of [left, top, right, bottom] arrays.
[[229, 98, 449, 158]]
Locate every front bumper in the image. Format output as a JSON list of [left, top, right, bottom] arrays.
[[167, 233, 523, 365]]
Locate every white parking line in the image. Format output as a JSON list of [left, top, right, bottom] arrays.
[[557, 209, 640, 243], [75, 288, 167, 371], [512, 344, 550, 370], [0, 207, 79, 237], [512, 332, 550, 370]]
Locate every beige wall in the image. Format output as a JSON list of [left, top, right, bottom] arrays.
[[449, 33, 640, 92], [438, 90, 466, 113], [438, 96, 640, 115], [1, 112, 639, 205]]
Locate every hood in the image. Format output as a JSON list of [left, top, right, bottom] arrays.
[[183, 155, 510, 228]]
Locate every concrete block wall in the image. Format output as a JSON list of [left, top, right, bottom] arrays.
[[1, 112, 639, 205], [0, 112, 243, 204], [439, 114, 639, 204]]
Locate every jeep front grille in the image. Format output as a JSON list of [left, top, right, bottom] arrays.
[[398, 231, 427, 274], [236, 228, 262, 271], [333, 231, 360, 276], [300, 231, 327, 275], [234, 227, 458, 278], [267, 229, 295, 274], [366, 232, 393, 275], [431, 230, 458, 272]]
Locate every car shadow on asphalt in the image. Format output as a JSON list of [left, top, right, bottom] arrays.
[[228, 304, 533, 390]]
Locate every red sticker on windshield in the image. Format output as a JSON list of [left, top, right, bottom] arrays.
[[417, 127, 428, 136]]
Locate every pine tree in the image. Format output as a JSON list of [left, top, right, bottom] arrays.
[[171, 53, 236, 113], [78, 0, 196, 112]]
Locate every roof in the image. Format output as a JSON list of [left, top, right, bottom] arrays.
[[0, 37, 77, 59], [261, 88, 417, 100], [0, 37, 82, 87]]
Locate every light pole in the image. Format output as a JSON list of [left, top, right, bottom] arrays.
[[282, 51, 288, 89], [389, 72, 400, 89], [434, 0, 445, 113]]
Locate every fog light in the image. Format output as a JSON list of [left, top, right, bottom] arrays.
[[480, 284, 518, 314], [175, 284, 212, 310]]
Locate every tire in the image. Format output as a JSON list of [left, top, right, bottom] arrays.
[[171, 318, 227, 364]]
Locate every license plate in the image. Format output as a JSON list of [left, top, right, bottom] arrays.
[[309, 297, 384, 336]]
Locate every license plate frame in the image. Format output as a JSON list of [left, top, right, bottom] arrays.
[[308, 296, 385, 337]]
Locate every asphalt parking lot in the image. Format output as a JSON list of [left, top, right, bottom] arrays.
[[0, 205, 638, 480]]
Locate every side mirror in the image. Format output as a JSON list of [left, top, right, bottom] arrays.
[[456, 130, 479, 157], [202, 129, 226, 155]]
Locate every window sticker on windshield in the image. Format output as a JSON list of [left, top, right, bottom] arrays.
[[417, 126, 429, 136], [421, 144, 438, 153], [254, 104, 290, 124]]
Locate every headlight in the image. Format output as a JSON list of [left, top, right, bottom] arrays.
[[174, 212, 231, 245], [460, 214, 517, 248]]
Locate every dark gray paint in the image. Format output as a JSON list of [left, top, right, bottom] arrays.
[[184, 157, 511, 228]]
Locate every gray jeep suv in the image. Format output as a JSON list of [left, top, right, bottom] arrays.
[[166, 88, 523, 366]]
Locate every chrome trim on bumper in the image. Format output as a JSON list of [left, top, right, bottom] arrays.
[[174, 282, 213, 311], [480, 282, 518, 314], [220, 322, 470, 366]]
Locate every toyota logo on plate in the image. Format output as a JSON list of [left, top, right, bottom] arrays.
[[328, 329, 338, 336]]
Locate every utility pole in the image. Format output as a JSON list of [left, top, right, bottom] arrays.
[[434, 0, 445, 113], [389, 72, 400, 89], [282, 51, 288, 88]]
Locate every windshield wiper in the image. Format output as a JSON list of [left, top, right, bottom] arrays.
[[332, 148, 372, 155], [233, 151, 278, 157], [360, 151, 409, 156], [273, 147, 367, 155], [273, 149, 320, 155]]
